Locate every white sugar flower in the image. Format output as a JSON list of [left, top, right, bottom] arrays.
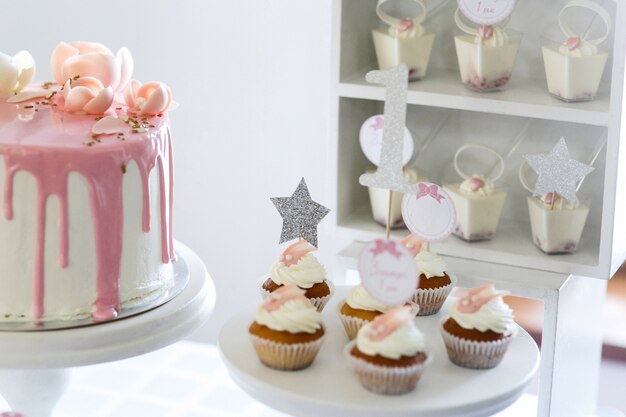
[[0, 50, 35, 98]]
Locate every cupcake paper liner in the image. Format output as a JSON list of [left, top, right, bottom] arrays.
[[249, 331, 325, 371], [260, 280, 334, 313], [412, 274, 457, 316], [344, 341, 432, 395], [337, 303, 370, 340], [337, 301, 421, 340], [440, 316, 518, 369]]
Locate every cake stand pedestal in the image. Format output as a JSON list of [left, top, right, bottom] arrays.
[[0, 241, 215, 417]]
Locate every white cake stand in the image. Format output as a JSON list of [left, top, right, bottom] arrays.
[[219, 286, 539, 417], [0, 241, 215, 417]]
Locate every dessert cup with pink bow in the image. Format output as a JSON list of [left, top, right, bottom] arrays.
[[519, 161, 591, 254], [372, 0, 435, 82], [454, 10, 522, 92], [542, 0, 611, 102], [444, 144, 507, 242]]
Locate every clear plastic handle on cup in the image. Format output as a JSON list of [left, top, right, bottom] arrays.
[[518, 160, 535, 194], [377, 0, 427, 28], [558, 0, 611, 46], [454, 144, 505, 182], [454, 8, 511, 36]]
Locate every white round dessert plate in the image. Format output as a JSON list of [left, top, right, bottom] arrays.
[[0, 252, 190, 332], [219, 287, 540, 417]]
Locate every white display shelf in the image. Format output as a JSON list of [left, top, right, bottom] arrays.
[[329, 0, 626, 280], [336, 206, 600, 278], [219, 287, 539, 417], [339, 68, 611, 127]]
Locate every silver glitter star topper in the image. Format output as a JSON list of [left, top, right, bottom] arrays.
[[271, 178, 330, 248], [524, 137, 594, 203]]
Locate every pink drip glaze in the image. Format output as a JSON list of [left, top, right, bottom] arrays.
[[0, 99, 174, 320]]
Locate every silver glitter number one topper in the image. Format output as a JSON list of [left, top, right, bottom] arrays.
[[359, 65, 420, 194]]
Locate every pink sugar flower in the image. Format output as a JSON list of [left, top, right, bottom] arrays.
[[124, 80, 173, 116]]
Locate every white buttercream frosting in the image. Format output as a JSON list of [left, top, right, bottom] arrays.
[[346, 285, 393, 313], [559, 40, 597, 57], [356, 320, 425, 359], [269, 253, 326, 289], [475, 26, 509, 47], [415, 250, 447, 279], [449, 297, 514, 333], [459, 175, 495, 197], [256, 299, 322, 334]]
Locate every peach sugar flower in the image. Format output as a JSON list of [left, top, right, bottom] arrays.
[[124, 79, 173, 116], [51, 41, 133, 115]]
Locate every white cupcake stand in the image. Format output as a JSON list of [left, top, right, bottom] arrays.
[[220, 286, 540, 417], [0, 241, 215, 417]]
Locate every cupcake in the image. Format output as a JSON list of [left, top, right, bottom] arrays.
[[261, 240, 333, 311], [402, 235, 455, 316], [441, 284, 516, 369], [345, 306, 431, 395], [338, 284, 419, 340], [249, 284, 325, 371]]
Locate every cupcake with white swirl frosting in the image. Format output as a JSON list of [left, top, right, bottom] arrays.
[[441, 284, 517, 369], [402, 235, 456, 316], [337, 284, 419, 340], [345, 306, 431, 395], [249, 284, 325, 370], [261, 240, 333, 312]]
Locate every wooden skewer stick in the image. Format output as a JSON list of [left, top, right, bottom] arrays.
[[386, 190, 392, 240]]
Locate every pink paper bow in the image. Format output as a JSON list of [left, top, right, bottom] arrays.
[[479, 25, 494, 40], [566, 37, 581, 51], [370, 239, 403, 259], [1, 412, 24, 417], [370, 115, 384, 132], [279, 240, 316, 267], [365, 306, 413, 342], [262, 284, 309, 312], [401, 234, 424, 257], [456, 284, 509, 313], [416, 183, 444, 203], [399, 19, 414, 31]]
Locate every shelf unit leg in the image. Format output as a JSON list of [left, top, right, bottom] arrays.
[[0, 368, 72, 417], [537, 276, 606, 417]]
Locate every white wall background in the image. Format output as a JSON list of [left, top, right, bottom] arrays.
[[0, 0, 333, 343]]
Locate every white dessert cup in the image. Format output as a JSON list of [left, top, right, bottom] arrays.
[[367, 168, 427, 229], [542, 43, 608, 102], [445, 144, 507, 241], [541, 1, 611, 102], [344, 340, 432, 395], [453, 9, 521, 92], [372, 0, 435, 82], [527, 196, 590, 254]]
